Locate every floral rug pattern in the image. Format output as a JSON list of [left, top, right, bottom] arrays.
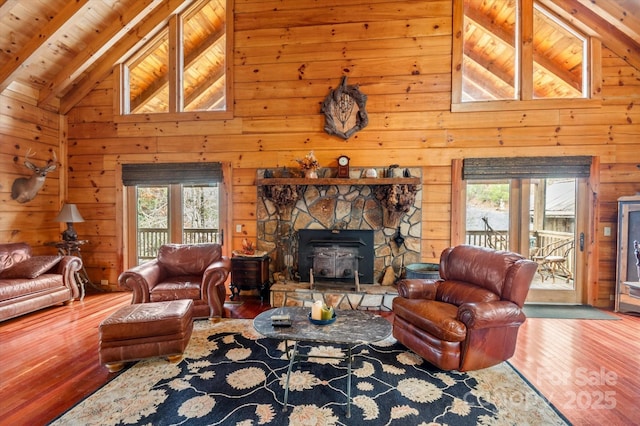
[[52, 319, 567, 425]]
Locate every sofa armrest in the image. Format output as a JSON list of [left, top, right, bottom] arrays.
[[118, 260, 164, 304], [202, 256, 231, 319], [396, 278, 439, 300], [457, 300, 526, 330], [56, 256, 83, 299]]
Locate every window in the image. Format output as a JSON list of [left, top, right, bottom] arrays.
[[453, 156, 592, 303], [122, 162, 224, 265], [452, 0, 596, 110], [135, 184, 220, 264], [127, 31, 170, 114], [120, 0, 231, 116]]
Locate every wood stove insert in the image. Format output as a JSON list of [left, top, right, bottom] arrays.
[[297, 229, 374, 287]]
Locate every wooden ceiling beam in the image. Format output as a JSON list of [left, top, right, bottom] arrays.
[[131, 73, 169, 112], [546, 0, 640, 70], [463, 47, 515, 87], [0, 0, 89, 95], [59, 0, 196, 114], [185, 69, 224, 107], [185, 26, 225, 66], [466, 6, 581, 93], [0, 0, 20, 15], [132, 27, 224, 112], [464, 6, 515, 45], [462, 55, 515, 100], [575, 0, 640, 43], [461, 76, 500, 102], [38, 0, 167, 108]]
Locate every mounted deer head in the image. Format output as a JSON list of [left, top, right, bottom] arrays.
[[11, 149, 58, 203]]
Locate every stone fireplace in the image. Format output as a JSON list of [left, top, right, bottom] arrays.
[[256, 167, 422, 285]]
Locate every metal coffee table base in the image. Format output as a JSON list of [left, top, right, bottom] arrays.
[[282, 340, 356, 418], [253, 307, 392, 418]]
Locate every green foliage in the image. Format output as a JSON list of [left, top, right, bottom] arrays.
[[467, 183, 509, 209]]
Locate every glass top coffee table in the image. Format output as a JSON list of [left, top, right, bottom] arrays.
[[253, 306, 392, 418]]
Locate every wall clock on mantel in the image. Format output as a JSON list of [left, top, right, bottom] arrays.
[[337, 155, 350, 178]]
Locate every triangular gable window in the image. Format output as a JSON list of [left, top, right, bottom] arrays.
[[452, 0, 599, 111], [119, 0, 231, 117]]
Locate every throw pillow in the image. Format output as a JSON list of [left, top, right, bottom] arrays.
[[0, 256, 62, 279]]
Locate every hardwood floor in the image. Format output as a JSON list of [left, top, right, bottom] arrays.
[[1, 291, 638, 425], [510, 310, 640, 425]]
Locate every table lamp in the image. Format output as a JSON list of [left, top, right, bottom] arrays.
[[54, 203, 85, 241]]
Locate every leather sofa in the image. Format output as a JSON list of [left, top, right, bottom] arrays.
[[118, 243, 231, 320], [393, 245, 537, 371], [0, 242, 83, 322]]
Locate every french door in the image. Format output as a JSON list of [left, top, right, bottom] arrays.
[[127, 184, 221, 265], [464, 177, 588, 304]]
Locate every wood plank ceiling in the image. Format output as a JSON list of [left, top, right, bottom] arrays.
[[0, 0, 638, 114]]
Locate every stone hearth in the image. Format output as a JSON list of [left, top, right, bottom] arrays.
[[256, 167, 422, 284], [269, 282, 398, 312]]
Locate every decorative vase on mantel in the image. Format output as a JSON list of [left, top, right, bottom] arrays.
[[304, 169, 318, 179], [296, 151, 320, 179]]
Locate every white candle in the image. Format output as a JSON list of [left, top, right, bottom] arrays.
[[311, 300, 323, 320]]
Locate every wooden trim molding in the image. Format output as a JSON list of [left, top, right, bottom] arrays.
[[450, 159, 465, 246]]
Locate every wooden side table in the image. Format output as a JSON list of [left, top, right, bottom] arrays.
[[45, 240, 96, 300], [230, 254, 270, 301]]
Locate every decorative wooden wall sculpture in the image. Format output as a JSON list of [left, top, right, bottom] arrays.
[[321, 76, 368, 139]]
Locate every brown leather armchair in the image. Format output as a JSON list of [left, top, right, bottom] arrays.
[[118, 243, 231, 320], [392, 245, 537, 371]]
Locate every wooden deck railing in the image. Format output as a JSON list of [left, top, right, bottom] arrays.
[[137, 228, 220, 261], [466, 229, 574, 279], [466, 230, 509, 250]]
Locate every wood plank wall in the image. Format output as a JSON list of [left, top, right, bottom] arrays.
[[1, 0, 639, 307], [0, 84, 64, 253]]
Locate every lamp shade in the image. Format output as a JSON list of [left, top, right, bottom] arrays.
[[54, 203, 85, 223]]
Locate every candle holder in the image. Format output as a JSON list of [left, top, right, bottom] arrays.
[[308, 311, 337, 325]]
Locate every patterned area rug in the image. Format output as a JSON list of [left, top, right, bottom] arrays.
[[52, 319, 568, 425]]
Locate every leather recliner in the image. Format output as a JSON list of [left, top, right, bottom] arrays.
[[118, 243, 231, 320], [392, 245, 537, 371]]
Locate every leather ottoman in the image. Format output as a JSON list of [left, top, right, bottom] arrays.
[[99, 300, 194, 372]]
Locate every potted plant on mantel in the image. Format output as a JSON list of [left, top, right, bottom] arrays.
[[295, 151, 320, 179], [375, 183, 420, 228]]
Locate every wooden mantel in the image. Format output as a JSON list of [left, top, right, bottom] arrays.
[[256, 177, 421, 186]]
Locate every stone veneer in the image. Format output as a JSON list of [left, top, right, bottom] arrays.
[[269, 282, 398, 312], [256, 167, 422, 284]]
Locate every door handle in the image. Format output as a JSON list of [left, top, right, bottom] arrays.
[[580, 232, 584, 251]]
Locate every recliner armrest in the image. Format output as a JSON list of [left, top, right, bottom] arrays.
[[118, 260, 164, 304], [202, 256, 231, 289], [202, 256, 231, 319], [396, 278, 439, 299], [457, 300, 526, 330]]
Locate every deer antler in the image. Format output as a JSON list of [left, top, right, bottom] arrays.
[[48, 150, 58, 167], [24, 148, 35, 166]]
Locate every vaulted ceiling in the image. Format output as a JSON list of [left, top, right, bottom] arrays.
[[0, 0, 638, 114]]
